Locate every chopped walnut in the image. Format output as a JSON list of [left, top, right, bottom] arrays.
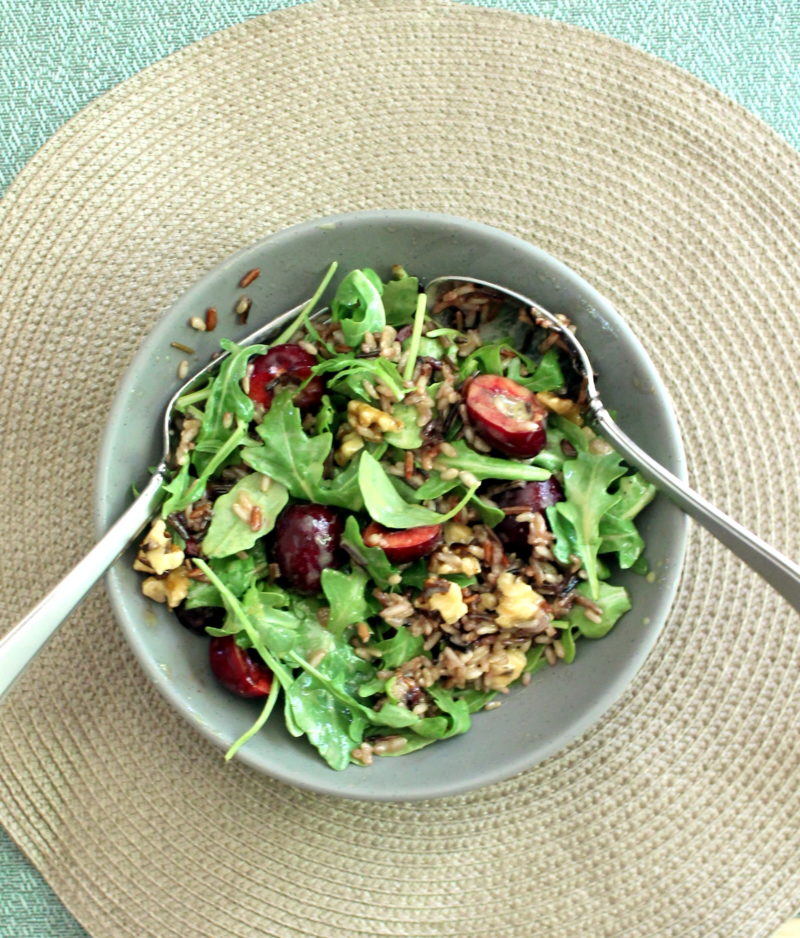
[[347, 400, 402, 435], [334, 430, 365, 466], [133, 519, 184, 575], [141, 567, 190, 608], [535, 391, 583, 425]]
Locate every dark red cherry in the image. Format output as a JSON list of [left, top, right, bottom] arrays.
[[247, 344, 324, 411], [273, 504, 344, 594], [494, 479, 564, 554], [465, 374, 547, 458], [362, 522, 442, 564], [174, 603, 225, 635], [209, 635, 272, 697]]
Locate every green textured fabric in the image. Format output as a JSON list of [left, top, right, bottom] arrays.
[[0, 1, 797, 936]]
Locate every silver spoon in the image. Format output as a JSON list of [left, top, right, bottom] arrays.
[[426, 276, 800, 611], [0, 297, 318, 702]]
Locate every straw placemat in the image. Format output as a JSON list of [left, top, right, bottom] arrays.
[[1, 1, 799, 935]]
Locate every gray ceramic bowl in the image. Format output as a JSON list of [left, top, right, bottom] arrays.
[[96, 210, 687, 801]]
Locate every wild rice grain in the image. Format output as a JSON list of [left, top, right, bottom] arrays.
[[239, 268, 260, 288], [189, 316, 207, 332], [177, 359, 189, 379], [171, 341, 195, 354]]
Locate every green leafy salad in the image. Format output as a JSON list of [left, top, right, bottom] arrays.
[[133, 263, 655, 769]]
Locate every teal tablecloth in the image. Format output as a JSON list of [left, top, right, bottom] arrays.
[[1, 1, 798, 934]]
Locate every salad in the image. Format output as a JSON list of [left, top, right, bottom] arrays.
[[133, 263, 655, 769]]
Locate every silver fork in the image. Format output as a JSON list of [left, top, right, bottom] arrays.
[[0, 297, 314, 702]]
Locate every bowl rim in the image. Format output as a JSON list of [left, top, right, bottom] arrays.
[[96, 209, 688, 801]]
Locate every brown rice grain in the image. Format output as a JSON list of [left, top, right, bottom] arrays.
[[249, 506, 262, 532], [259, 474, 272, 492], [554, 639, 565, 659], [205, 307, 218, 331], [239, 268, 260, 288], [232, 503, 251, 523], [189, 316, 206, 332], [177, 359, 189, 380], [544, 645, 557, 666]]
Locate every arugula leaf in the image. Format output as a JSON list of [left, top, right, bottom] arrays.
[[201, 472, 288, 558], [458, 341, 510, 380], [242, 390, 364, 510], [455, 689, 498, 712], [321, 567, 370, 637], [382, 275, 419, 326], [547, 449, 627, 599], [160, 460, 192, 517], [272, 261, 338, 346], [184, 545, 267, 608], [555, 621, 578, 663], [340, 515, 399, 590], [315, 394, 335, 435], [166, 419, 249, 514], [598, 474, 656, 568], [358, 450, 476, 528], [568, 582, 631, 639], [469, 491, 505, 527], [331, 269, 385, 347], [437, 440, 551, 482], [520, 348, 565, 392], [383, 403, 423, 449], [371, 627, 425, 668], [402, 293, 429, 382], [193, 340, 263, 470], [312, 356, 405, 403]]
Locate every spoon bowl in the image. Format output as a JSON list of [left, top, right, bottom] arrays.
[[426, 275, 800, 612]]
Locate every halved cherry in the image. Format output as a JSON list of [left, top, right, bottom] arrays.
[[174, 603, 225, 635], [363, 522, 442, 564], [274, 504, 344, 594], [465, 374, 548, 458], [209, 635, 273, 698], [494, 479, 564, 553], [247, 344, 324, 411]]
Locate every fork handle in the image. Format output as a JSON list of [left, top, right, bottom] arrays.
[[0, 470, 166, 702], [591, 404, 800, 612]]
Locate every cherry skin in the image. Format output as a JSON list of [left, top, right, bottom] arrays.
[[465, 374, 548, 458], [209, 635, 273, 698], [247, 344, 324, 411], [274, 504, 344, 594], [494, 479, 564, 554], [362, 522, 442, 565], [174, 604, 225, 636]]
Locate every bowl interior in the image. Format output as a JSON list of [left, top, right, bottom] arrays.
[[96, 210, 687, 801]]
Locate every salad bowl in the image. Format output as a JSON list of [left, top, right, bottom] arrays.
[[96, 210, 687, 801]]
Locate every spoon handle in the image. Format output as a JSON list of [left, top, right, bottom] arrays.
[[0, 470, 165, 703], [592, 404, 800, 612]]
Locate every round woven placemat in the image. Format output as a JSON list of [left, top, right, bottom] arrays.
[[1, 1, 799, 935]]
